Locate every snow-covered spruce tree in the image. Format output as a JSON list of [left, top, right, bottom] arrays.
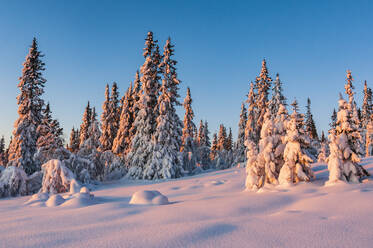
[[245, 140, 262, 190], [329, 109, 337, 134], [144, 80, 183, 179], [181, 87, 197, 173], [80, 107, 101, 154], [305, 98, 318, 140], [251, 106, 287, 189], [195, 120, 211, 169], [128, 70, 142, 143], [217, 124, 227, 151], [78, 107, 107, 180], [362, 81, 372, 130], [272, 104, 288, 174], [100, 82, 120, 152], [245, 82, 258, 145], [317, 142, 328, 163], [278, 100, 315, 185], [0, 136, 7, 166], [254, 59, 272, 143], [210, 133, 218, 162], [344, 71, 364, 155], [204, 121, 211, 147], [79, 101, 92, 148], [305, 98, 319, 160], [234, 103, 247, 166], [255, 110, 279, 185], [68, 127, 80, 153], [269, 73, 287, 116], [366, 115, 373, 156], [226, 128, 233, 151], [326, 98, 370, 185], [8, 38, 46, 175], [113, 85, 134, 157], [126, 31, 161, 179], [34, 103, 64, 165], [215, 124, 231, 170]]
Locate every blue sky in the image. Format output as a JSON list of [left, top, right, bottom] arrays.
[[0, 0, 373, 143]]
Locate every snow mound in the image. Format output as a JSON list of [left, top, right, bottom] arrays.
[[45, 194, 65, 207], [40, 159, 75, 194], [80, 186, 90, 193], [62, 192, 95, 208], [25, 192, 49, 206], [69, 179, 81, 194], [129, 190, 169, 205]]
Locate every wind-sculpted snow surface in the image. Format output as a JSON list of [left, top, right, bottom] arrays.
[[0, 158, 373, 247]]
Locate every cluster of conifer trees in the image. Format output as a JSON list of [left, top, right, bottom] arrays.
[[0, 32, 239, 185], [0, 33, 371, 195], [241, 61, 371, 190]]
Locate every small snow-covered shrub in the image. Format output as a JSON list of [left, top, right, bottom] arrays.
[[40, 159, 75, 194], [101, 151, 126, 181], [63, 154, 93, 183], [0, 166, 28, 197], [26, 171, 43, 194]]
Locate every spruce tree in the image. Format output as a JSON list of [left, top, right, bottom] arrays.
[[226, 128, 233, 151], [144, 80, 183, 179], [270, 73, 287, 116], [204, 121, 211, 148], [83, 107, 101, 152], [0, 136, 6, 166], [79, 101, 92, 148], [362, 81, 372, 129], [330, 108, 337, 131], [234, 103, 247, 165], [196, 120, 204, 147], [305, 98, 318, 140], [181, 87, 197, 172], [326, 97, 369, 185], [255, 110, 278, 185], [365, 115, 373, 156], [254, 59, 272, 142], [113, 85, 134, 156], [127, 31, 161, 178], [217, 124, 227, 151], [128, 70, 142, 147], [181, 87, 196, 152], [210, 133, 218, 161], [245, 82, 257, 144], [69, 127, 80, 153], [35, 103, 64, 164], [344, 71, 364, 155], [159, 37, 181, 107], [100, 83, 120, 152], [279, 100, 315, 185], [8, 38, 46, 175]]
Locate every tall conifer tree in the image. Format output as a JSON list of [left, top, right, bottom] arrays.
[[8, 38, 46, 174]]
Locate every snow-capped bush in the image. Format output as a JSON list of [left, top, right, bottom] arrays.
[[63, 153, 93, 183], [101, 151, 126, 181], [40, 159, 75, 194], [245, 140, 263, 191], [0, 166, 28, 197], [26, 171, 43, 194]]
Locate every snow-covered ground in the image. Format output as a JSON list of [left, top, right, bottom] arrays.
[[1, 158, 373, 248]]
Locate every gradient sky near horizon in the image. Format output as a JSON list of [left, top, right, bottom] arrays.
[[1, 0, 373, 143]]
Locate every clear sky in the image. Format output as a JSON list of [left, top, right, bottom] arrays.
[[1, 0, 373, 144]]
